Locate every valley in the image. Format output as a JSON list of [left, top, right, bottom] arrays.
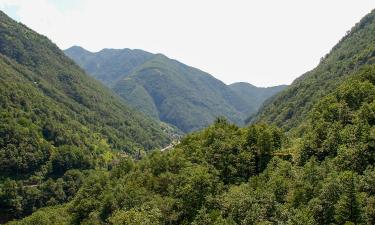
[[1, 5, 375, 225]]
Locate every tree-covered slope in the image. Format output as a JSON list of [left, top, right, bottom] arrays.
[[252, 9, 375, 130], [229, 82, 287, 116], [65, 48, 286, 132], [0, 10, 171, 221]]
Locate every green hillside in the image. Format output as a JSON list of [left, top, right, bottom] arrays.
[[252, 9, 375, 131], [65, 48, 286, 132], [0, 11, 171, 221]]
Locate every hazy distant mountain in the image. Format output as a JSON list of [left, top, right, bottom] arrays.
[[229, 82, 287, 116], [64, 46, 153, 86], [65, 47, 286, 132]]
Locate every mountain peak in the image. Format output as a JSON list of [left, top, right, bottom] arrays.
[[229, 82, 257, 88], [65, 45, 92, 53]]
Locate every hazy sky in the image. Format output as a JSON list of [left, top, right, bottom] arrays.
[[1, 0, 375, 87]]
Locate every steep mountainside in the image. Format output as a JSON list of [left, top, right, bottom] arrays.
[[65, 47, 286, 132], [0, 11, 170, 221], [0, 12, 170, 153], [229, 82, 287, 115], [252, 9, 375, 130], [112, 54, 248, 132]]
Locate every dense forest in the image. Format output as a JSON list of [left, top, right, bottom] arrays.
[[2, 7, 375, 225], [65, 47, 286, 132]]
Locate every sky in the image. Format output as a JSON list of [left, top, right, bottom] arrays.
[[0, 0, 375, 87]]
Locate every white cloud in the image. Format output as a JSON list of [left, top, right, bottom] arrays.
[[1, 0, 375, 87]]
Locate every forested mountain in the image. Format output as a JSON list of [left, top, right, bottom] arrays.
[[111, 54, 246, 132], [252, 9, 375, 131], [65, 47, 286, 132], [229, 82, 287, 115], [0, 11, 172, 222]]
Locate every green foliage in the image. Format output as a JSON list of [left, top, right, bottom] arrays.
[[0, 170, 84, 221], [300, 66, 375, 172], [179, 119, 283, 183], [8, 205, 71, 225], [334, 172, 360, 224], [192, 208, 234, 225], [108, 207, 163, 225]]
